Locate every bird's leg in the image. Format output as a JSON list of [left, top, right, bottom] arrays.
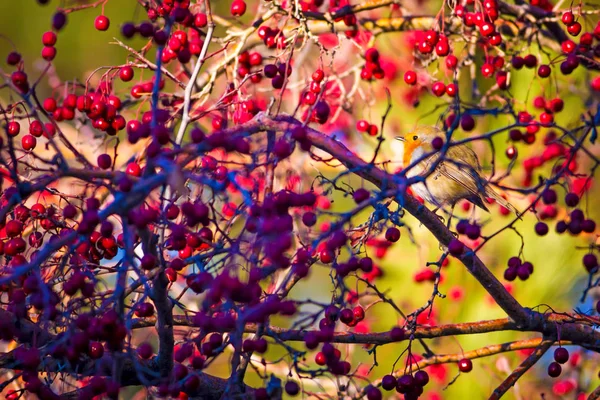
[[431, 205, 445, 223], [447, 203, 456, 230]]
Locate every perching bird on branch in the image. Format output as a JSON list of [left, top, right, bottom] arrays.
[[397, 126, 518, 214]]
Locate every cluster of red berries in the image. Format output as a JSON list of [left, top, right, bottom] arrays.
[[356, 119, 379, 136], [561, 11, 582, 36], [237, 51, 264, 83], [5, 119, 47, 151], [481, 55, 505, 79], [160, 29, 205, 64], [144, 0, 199, 24], [455, 0, 501, 39], [320, 305, 366, 331], [521, 131, 573, 186], [41, 31, 57, 61], [257, 24, 285, 49], [503, 257, 534, 281], [314, 342, 351, 375], [361, 48, 386, 81], [47, 89, 127, 136], [416, 30, 451, 57], [297, 0, 325, 12], [302, 68, 324, 106]]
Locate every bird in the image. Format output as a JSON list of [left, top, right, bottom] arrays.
[[396, 125, 518, 214]]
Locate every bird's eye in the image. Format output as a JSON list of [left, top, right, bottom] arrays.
[[412, 135, 418, 141]]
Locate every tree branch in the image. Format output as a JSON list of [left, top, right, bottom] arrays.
[[489, 338, 554, 400]]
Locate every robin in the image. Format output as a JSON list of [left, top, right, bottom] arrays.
[[397, 126, 518, 214]]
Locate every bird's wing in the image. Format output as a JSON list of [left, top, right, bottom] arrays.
[[434, 144, 519, 213], [419, 144, 485, 199]]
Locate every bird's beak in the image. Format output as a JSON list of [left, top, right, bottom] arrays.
[[395, 136, 405, 142]]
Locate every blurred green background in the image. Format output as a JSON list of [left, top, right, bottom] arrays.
[[1, 1, 599, 399]]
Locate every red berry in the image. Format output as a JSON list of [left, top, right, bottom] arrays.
[[489, 33, 502, 46], [95, 15, 110, 31], [365, 48, 380, 63], [231, 0, 247, 16], [446, 55, 458, 69], [126, 162, 141, 177], [42, 31, 57, 46], [7, 121, 20, 136], [43, 97, 57, 112], [567, 22, 582, 36], [431, 81, 446, 96], [41, 46, 56, 61], [404, 70, 417, 85], [312, 69, 325, 82], [445, 83, 458, 97], [538, 64, 551, 78], [479, 22, 494, 37], [353, 306, 365, 321], [435, 38, 450, 56], [562, 39, 576, 53], [119, 66, 134, 82], [367, 124, 378, 136], [561, 11, 574, 25], [29, 120, 43, 137], [356, 120, 369, 132], [22, 135, 36, 151], [481, 63, 494, 78], [458, 358, 472, 372]]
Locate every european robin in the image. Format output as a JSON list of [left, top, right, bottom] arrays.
[[397, 126, 518, 213]]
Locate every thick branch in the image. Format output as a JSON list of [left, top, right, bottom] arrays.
[[0, 351, 251, 400], [131, 313, 600, 349]]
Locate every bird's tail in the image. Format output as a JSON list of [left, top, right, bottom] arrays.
[[485, 186, 521, 216]]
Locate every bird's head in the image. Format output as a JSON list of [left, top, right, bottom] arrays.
[[396, 126, 442, 166]]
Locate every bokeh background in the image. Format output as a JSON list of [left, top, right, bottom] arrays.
[[1, 0, 600, 399]]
